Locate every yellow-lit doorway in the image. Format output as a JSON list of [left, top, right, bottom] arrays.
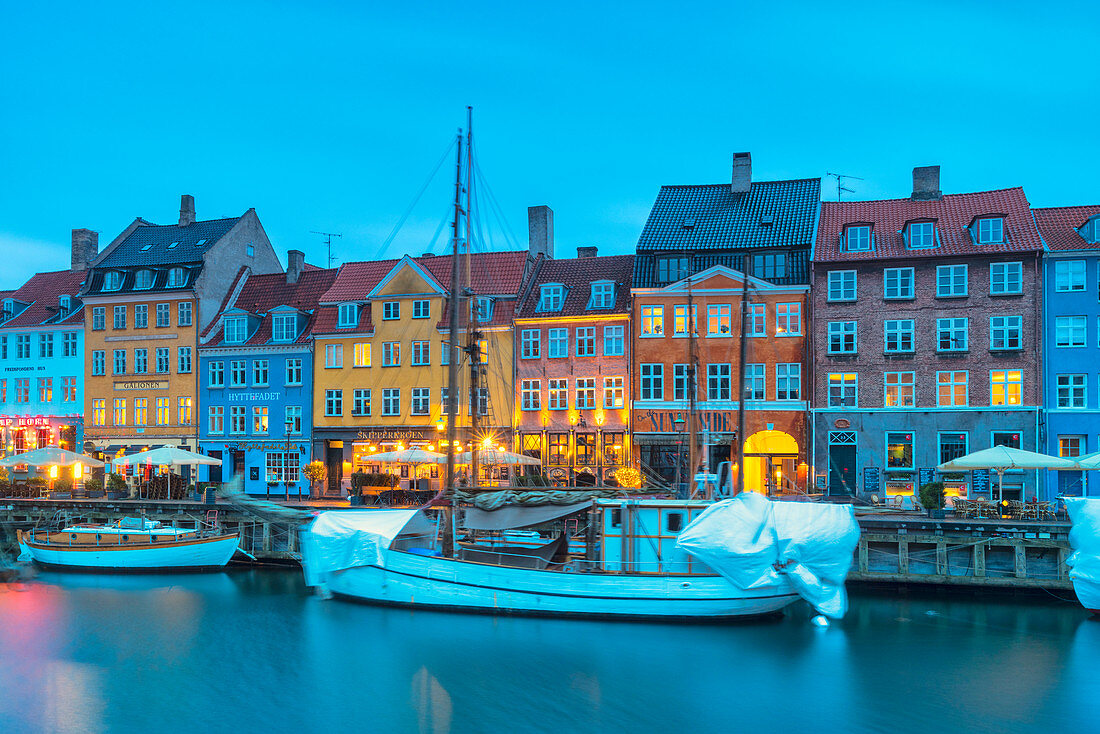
[[743, 430, 799, 495]]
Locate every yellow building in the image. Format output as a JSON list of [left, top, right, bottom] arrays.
[[311, 251, 532, 495]]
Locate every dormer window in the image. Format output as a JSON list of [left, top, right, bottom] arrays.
[[844, 225, 872, 252], [656, 256, 690, 284], [58, 295, 71, 316], [537, 284, 564, 312], [977, 217, 1004, 244], [907, 221, 936, 249], [224, 317, 248, 344], [338, 303, 359, 328], [472, 297, 494, 322], [272, 313, 298, 342], [167, 267, 187, 287], [2, 299, 13, 321], [103, 271, 123, 291], [134, 270, 154, 289], [589, 281, 614, 309]]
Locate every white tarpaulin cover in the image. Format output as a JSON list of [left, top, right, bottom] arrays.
[[301, 510, 435, 587], [1065, 498, 1100, 611], [675, 492, 861, 619]]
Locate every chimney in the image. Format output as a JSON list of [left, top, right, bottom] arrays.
[[528, 205, 554, 259], [179, 194, 196, 226], [577, 246, 598, 258], [911, 166, 942, 200], [731, 152, 752, 194], [286, 249, 305, 284], [70, 228, 98, 271]]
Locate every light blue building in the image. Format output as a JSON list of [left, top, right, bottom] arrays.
[[1037, 206, 1100, 498], [197, 254, 336, 496]]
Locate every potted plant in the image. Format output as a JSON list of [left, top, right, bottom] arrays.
[[106, 472, 128, 500], [919, 481, 946, 519], [28, 476, 48, 498], [84, 477, 103, 498], [0, 467, 10, 498], [303, 461, 326, 498], [348, 471, 368, 505]]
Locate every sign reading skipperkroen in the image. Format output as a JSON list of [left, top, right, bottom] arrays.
[[114, 380, 169, 391]]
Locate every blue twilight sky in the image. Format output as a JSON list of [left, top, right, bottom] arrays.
[[1, 0, 1098, 289]]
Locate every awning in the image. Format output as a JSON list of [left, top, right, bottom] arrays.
[[463, 500, 592, 531]]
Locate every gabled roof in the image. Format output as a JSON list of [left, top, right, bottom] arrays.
[[96, 216, 242, 268], [515, 254, 634, 318], [1033, 205, 1100, 252], [636, 264, 779, 294], [814, 187, 1042, 262], [0, 270, 87, 328], [202, 267, 338, 347], [321, 250, 531, 303]]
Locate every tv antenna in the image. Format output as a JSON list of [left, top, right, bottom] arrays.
[[826, 172, 863, 201], [310, 231, 343, 267]]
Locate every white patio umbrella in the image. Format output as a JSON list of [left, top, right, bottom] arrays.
[[113, 446, 222, 499], [368, 448, 447, 464], [452, 449, 540, 466], [1072, 452, 1100, 470], [937, 446, 1077, 501], [0, 447, 104, 468]]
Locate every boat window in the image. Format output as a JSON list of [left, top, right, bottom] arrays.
[[151, 536, 158, 542], [96, 534, 101, 541], [121, 535, 129, 542], [667, 512, 684, 533], [70, 534, 78, 539], [610, 510, 621, 528]]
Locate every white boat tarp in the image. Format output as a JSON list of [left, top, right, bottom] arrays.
[[675, 492, 860, 619], [301, 510, 435, 587], [462, 501, 592, 530], [1065, 498, 1100, 610]]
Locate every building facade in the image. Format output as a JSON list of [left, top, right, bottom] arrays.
[[197, 253, 336, 496], [513, 249, 634, 485], [811, 167, 1044, 501], [1035, 205, 1100, 497]]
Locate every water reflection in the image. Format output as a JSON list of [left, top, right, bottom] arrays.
[[1, 572, 1097, 734]]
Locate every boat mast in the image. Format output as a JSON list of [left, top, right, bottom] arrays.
[[686, 276, 698, 499], [736, 273, 749, 496], [443, 124, 464, 556], [464, 107, 482, 487]]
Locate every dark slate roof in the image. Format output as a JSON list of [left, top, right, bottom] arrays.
[[202, 267, 338, 347], [1033, 206, 1100, 252], [96, 217, 241, 268], [515, 254, 634, 318], [0, 270, 87, 328]]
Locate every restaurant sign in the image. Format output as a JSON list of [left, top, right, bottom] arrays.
[[114, 380, 169, 391], [0, 415, 54, 427], [224, 442, 307, 453], [634, 409, 739, 434], [354, 427, 434, 442]]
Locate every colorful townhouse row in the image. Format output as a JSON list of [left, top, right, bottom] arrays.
[[2, 162, 1100, 501]]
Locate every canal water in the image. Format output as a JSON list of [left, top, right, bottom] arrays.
[[1, 570, 1098, 734]]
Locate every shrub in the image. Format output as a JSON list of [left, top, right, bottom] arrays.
[[107, 473, 128, 493], [919, 482, 945, 511], [84, 477, 103, 494]]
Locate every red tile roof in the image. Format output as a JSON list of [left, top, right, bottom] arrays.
[[311, 305, 375, 336], [1, 270, 87, 327], [320, 251, 531, 303], [815, 187, 1042, 262], [1033, 206, 1100, 251], [515, 254, 635, 318], [203, 268, 339, 346]]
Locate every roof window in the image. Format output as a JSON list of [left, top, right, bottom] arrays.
[[906, 221, 937, 250], [140, 244, 152, 251], [167, 267, 187, 288], [337, 303, 358, 328], [103, 271, 123, 291], [976, 217, 1005, 244], [588, 281, 614, 309], [134, 269, 154, 289], [195, 239, 207, 247], [167, 241, 179, 250], [843, 225, 872, 252], [58, 295, 71, 316], [536, 284, 565, 312]]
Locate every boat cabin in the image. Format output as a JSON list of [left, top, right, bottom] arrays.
[[596, 499, 713, 574]]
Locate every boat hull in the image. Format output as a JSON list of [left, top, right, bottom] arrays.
[[322, 550, 800, 620], [18, 533, 240, 572]]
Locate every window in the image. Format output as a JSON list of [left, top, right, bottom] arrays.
[[884, 319, 915, 353], [776, 363, 801, 401], [352, 389, 371, 416], [673, 364, 692, 401], [62, 332, 77, 356], [473, 297, 494, 322], [131, 269, 153, 290], [602, 325, 625, 356], [338, 303, 359, 327], [537, 285, 564, 312], [273, 314, 296, 342], [827, 373, 857, 407], [673, 304, 696, 336], [936, 265, 968, 297], [884, 372, 915, 407], [548, 328, 568, 358], [349, 342, 369, 368], [521, 379, 541, 410], [743, 363, 765, 401], [549, 379, 568, 410], [477, 339, 489, 364], [908, 221, 936, 249], [411, 387, 430, 415], [753, 253, 786, 279], [134, 396, 147, 425], [845, 225, 871, 252], [253, 406, 269, 434], [382, 342, 400, 366], [113, 305, 126, 329], [152, 347, 167, 374], [154, 396, 169, 426], [39, 333, 53, 358], [135, 349, 148, 374], [382, 388, 400, 416], [230, 405, 246, 433], [827, 271, 856, 301], [208, 406, 224, 434], [0, 379, 6, 402], [156, 303, 170, 327], [641, 305, 664, 336], [178, 347, 192, 374], [990, 316, 1022, 350], [469, 387, 489, 420], [576, 378, 596, 409], [992, 431, 1021, 450], [977, 217, 1004, 244], [92, 399, 105, 426], [886, 432, 914, 469], [326, 343, 344, 368], [656, 256, 690, 284], [1055, 260, 1086, 292], [134, 305, 148, 329], [603, 432, 624, 466], [103, 271, 122, 291], [14, 379, 28, 403], [707, 363, 731, 401], [940, 432, 969, 465], [707, 304, 732, 336], [91, 350, 105, 375], [113, 398, 126, 426], [167, 268, 186, 287], [1059, 436, 1085, 459], [412, 341, 430, 365], [640, 364, 664, 400], [246, 243, 254, 257], [937, 318, 969, 352], [178, 397, 193, 426], [286, 358, 303, 385], [884, 268, 915, 299], [209, 361, 225, 387], [113, 349, 127, 375], [589, 282, 614, 309], [178, 302, 192, 327], [379, 301, 399, 321], [548, 433, 569, 465], [575, 433, 595, 464], [92, 307, 105, 330], [776, 303, 801, 335], [576, 327, 595, 356], [991, 370, 1022, 406], [413, 300, 430, 319], [15, 334, 29, 359], [230, 360, 246, 387], [521, 329, 540, 359], [38, 377, 52, 403], [828, 321, 857, 354], [1056, 316, 1087, 347], [224, 317, 247, 343], [286, 406, 302, 434], [265, 452, 300, 484], [743, 303, 765, 336], [62, 377, 76, 402], [990, 262, 1022, 295], [1, 335, 7, 359], [937, 371, 968, 407], [1057, 374, 1087, 408], [325, 389, 343, 416], [252, 359, 268, 385], [604, 376, 625, 408]]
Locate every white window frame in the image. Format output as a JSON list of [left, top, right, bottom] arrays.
[[603, 325, 625, 356], [382, 301, 400, 320], [588, 281, 614, 309], [936, 264, 968, 297], [990, 369, 1023, 407], [884, 319, 915, 353], [845, 225, 871, 252], [1056, 315, 1087, 348], [936, 370, 969, 407], [1057, 374, 1087, 409], [521, 380, 541, 411], [537, 284, 565, 312], [827, 321, 857, 354], [908, 221, 936, 249], [990, 315, 1022, 351], [937, 317, 969, 352], [1055, 260, 1086, 292], [990, 262, 1023, 295], [883, 267, 915, 299], [827, 373, 857, 408], [884, 371, 915, 408], [776, 363, 801, 401], [827, 270, 856, 302]]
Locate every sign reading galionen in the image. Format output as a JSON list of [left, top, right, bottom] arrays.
[[114, 380, 169, 391]]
